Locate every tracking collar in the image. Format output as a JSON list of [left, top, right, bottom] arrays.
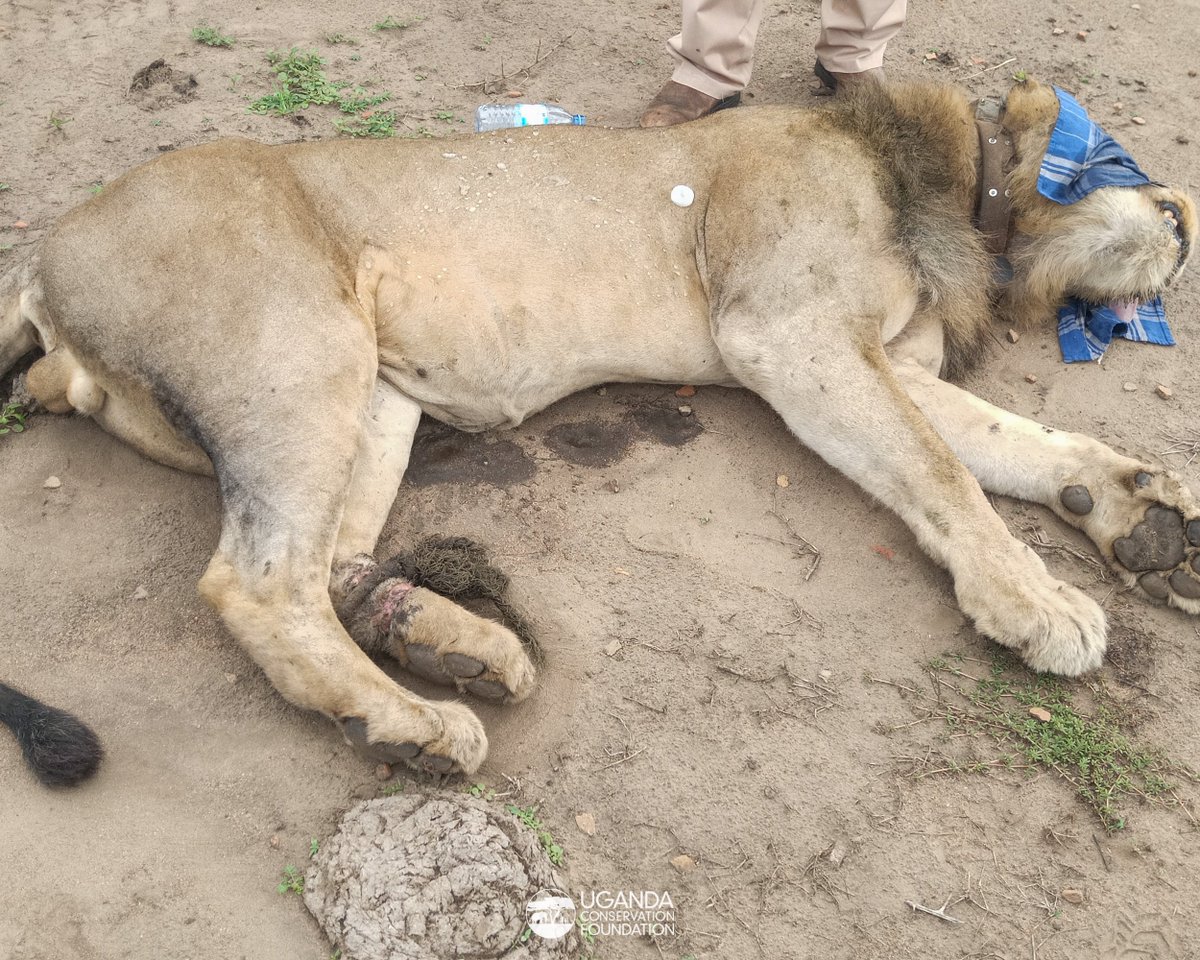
[[970, 97, 1016, 271]]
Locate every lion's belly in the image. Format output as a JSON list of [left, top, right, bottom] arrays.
[[366, 241, 729, 431]]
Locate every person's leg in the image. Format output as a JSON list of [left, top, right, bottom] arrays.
[[814, 0, 906, 93], [641, 0, 762, 127]]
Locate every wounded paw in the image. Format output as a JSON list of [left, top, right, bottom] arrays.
[[332, 554, 537, 703]]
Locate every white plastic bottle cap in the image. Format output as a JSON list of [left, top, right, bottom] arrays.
[[670, 184, 695, 208]]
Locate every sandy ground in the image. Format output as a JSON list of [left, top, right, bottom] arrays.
[[2, 1, 1200, 958]]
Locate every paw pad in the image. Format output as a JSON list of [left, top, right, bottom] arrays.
[[1113, 506, 1186, 572], [1060, 484, 1095, 515]]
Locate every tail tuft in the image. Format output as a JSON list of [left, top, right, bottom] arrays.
[[0, 682, 103, 787]]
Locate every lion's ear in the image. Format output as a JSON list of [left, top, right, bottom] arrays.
[[1002, 77, 1058, 139]]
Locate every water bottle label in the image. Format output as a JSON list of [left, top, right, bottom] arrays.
[[516, 105, 551, 126]]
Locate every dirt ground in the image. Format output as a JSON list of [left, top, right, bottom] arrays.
[[2, 1, 1200, 958]]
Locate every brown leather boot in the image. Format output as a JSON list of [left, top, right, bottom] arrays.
[[639, 80, 742, 128], [812, 61, 886, 97]]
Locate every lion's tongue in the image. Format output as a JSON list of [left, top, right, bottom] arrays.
[[1107, 299, 1140, 322]]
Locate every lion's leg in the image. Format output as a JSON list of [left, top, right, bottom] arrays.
[[328, 378, 536, 703], [715, 324, 1105, 675], [892, 356, 1200, 612], [191, 358, 486, 776]]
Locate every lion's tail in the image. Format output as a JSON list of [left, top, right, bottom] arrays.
[[1, 255, 41, 380], [0, 681, 103, 787]]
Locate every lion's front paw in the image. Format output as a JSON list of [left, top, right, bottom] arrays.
[[1065, 469, 1200, 613], [956, 548, 1106, 677]]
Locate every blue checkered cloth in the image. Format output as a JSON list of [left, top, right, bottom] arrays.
[[1038, 87, 1173, 362]]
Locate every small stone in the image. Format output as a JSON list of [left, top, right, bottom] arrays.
[[675, 384, 696, 397], [603, 639, 622, 657], [826, 840, 849, 866], [818, 669, 832, 681], [776, 474, 790, 488], [1062, 888, 1085, 904], [677, 404, 692, 416], [43, 475, 61, 489], [575, 812, 597, 836], [156, 141, 174, 152], [1006, 328, 1020, 343], [1113, 101, 1124, 111], [1155, 384, 1173, 399], [604, 479, 620, 493], [225, 672, 238, 684], [496, 162, 507, 170], [670, 854, 697, 873], [1122, 381, 1137, 392], [269, 834, 281, 849], [1190, 69, 1198, 78], [504, 89, 523, 98], [375, 763, 393, 781], [1029, 706, 1053, 722], [1130, 2, 1140, 7], [132, 585, 149, 600], [1025, 373, 1038, 383], [1178, 135, 1193, 145], [1131, 116, 1146, 125], [1076, 30, 1088, 40], [597, 386, 607, 396], [13, 220, 28, 229], [1052, 26, 1065, 35]]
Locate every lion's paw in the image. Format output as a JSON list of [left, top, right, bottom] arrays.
[[337, 701, 487, 778], [395, 588, 537, 703], [956, 547, 1106, 677], [1060, 468, 1200, 614]]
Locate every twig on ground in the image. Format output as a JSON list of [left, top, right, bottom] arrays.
[[961, 56, 1017, 81], [904, 897, 964, 924]]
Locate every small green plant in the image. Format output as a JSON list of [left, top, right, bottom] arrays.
[[325, 33, 358, 45], [467, 782, 496, 800], [0, 182, 10, 192], [434, 109, 456, 121], [251, 49, 341, 114], [277, 865, 304, 895], [309, 838, 320, 858], [48, 111, 72, 132], [0, 402, 28, 435], [1012, 68, 1028, 83], [89, 182, 103, 196], [191, 25, 234, 47], [337, 86, 391, 113], [380, 781, 405, 796], [335, 110, 397, 138], [371, 15, 423, 31], [0, 245, 13, 254], [474, 35, 493, 50], [505, 804, 564, 865]]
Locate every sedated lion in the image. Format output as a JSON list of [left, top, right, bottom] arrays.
[[0, 78, 1196, 787]]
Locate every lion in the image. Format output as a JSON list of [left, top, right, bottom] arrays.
[[1, 78, 1196, 786]]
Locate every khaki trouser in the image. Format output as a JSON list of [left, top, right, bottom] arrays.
[[667, 0, 907, 99]]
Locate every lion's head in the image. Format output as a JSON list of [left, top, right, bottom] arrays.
[[1002, 78, 1196, 327]]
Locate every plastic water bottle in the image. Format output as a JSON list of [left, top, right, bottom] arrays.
[[474, 103, 586, 133]]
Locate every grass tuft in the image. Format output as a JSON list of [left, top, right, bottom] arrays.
[[191, 25, 235, 47], [888, 655, 1199, 832]]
